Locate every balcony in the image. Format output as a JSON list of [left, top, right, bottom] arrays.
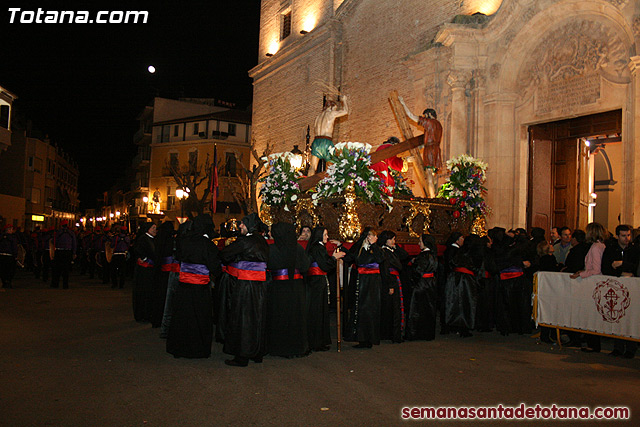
[[132, 147, 151, 169], [130, 178, 149, 192], [133, 128, 152, 145]]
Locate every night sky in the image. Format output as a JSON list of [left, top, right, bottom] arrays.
[[1, 1, 260, 209]]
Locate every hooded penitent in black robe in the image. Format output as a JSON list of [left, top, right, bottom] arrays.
[[380, 245, 408, 342], [133, 224, 156, 322], [166, 215, 221, 358], [218, 214, 270, 361], [494, 237, 532, 335], [306, 240, 336, 351], [152, 221, 176, 328], [407, 248, 438, 341], [475, 241, 498, 332], [266, 223, 311, 357], [346, 242, 385, 345], [445, 235, 482, 336]]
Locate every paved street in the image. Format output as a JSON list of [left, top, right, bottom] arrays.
[[1, 271, 638, 426]]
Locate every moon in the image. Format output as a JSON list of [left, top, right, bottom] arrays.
[[148, 65, 156, 74]]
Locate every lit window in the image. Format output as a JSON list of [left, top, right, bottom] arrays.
[[281, 10, 291, 40]]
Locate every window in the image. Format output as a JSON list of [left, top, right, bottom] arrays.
[[173, 125, 179, 137], [193, 123, 199, 135], [227, 123, 236, 136], [280, 10, 292, 40], [31, 188, 41, 204], [169, 153, 179, 169], [162, 125, 170, 142], [0, 105, 9, 129], [28, 156, 34, 170], [225, 152, 237, 177], [166, 186, 175, 210], [189, 150, 198, 168]]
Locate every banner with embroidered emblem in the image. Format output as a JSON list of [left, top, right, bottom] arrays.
[[535, 272, 640, 340]]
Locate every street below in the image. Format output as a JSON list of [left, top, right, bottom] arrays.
[[1, 271, 638, 426]]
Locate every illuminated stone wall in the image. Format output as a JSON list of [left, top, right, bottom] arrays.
[[251, 0, 640, 228]]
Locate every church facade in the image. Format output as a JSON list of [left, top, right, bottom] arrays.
[[249, 0, 640, 231]]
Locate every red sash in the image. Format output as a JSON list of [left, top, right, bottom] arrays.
[[454, 267, 475, 276], [308, 266, 326, 276], [179, 271, 210, 285], [358, 267, 380, 274], [137, 259, 153, 268], [422, 272, 435, 278], [272, 273, 304, 281], [223, 265, 267, 281], [500, 271, 523, 280]]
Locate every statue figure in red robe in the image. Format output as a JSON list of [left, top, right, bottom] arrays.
[[370, 136, 404, 195], [398, 98, 443, 171]]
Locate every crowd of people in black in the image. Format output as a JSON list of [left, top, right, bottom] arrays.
[[2, 216, 639, 363], [0, 221, 136, 290]]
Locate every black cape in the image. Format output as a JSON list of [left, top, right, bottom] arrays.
[[218, 234, 269, 359]]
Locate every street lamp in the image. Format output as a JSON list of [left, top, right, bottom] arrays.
[[290, 145, 303, 171], [176, 187, 189, 222]]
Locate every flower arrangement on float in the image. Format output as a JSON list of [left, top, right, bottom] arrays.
[[389, 169, 414, 196], [259, 152, 302, 211], [437, 154, 489, 219], [312, 142, 392, 207]]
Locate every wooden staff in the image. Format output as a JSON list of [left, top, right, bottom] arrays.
[[336, 258, 342, 352]]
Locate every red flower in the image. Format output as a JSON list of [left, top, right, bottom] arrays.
[[449, 198, 457, 205], [460, 201, 466, 207], [453, 210, 460, 218], [462, 191, 468, 198]]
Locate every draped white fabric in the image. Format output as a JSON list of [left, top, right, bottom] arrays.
[[536, 272, 640, 340]]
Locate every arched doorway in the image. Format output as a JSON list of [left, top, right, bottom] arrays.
[[527, 110, 622, 232]]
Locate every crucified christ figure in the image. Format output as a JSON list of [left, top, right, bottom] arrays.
[[309, 95, 349, 175]]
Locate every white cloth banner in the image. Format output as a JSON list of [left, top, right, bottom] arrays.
[[536, 272, 640, 340]]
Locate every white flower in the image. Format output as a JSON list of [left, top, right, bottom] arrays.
[[291, 194, 298, 201]]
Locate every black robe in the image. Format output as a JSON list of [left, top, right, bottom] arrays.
[[380, 245, 406, 342], [563, 242, 591, 273], [475, 249, 498, 332], [166, 233, 221, 359], [266, 243, 311, 357], [133, 233, 155, 322], [444, 251, 478, 331], [218, 234, 270, 359], [407, 249, 438, 340], [306, 243, 336, 351], [346, 244, 385, 345], [495, 243, 532, 335]]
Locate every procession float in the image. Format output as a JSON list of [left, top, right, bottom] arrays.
[[257, 91, 490, 243]]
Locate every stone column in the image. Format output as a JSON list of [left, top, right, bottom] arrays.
[[447, 70, 471, 159], [471, 71, 486, 158], [483, 92, 519, 228], [627, 56, 640, 226]]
